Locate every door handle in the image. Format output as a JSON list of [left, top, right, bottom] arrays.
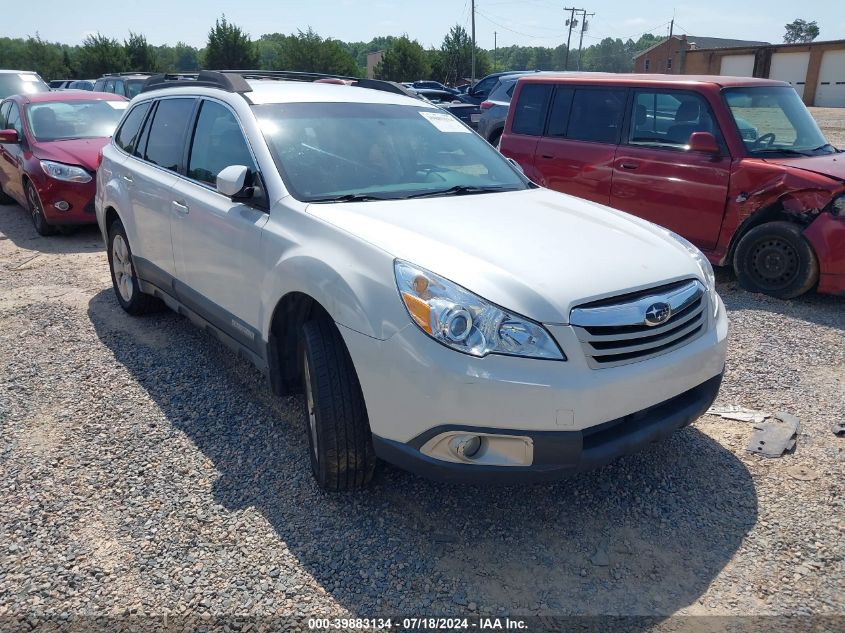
[[172, 200, 190, 215], [619, 161, 640, 170], [540, 154, 555, 160], [121, 174, 133, 183]]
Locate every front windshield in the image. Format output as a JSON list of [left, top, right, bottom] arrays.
[[0, 73, 50, 98], [724, 86, 833, 156], [26, 100, 129, 141], [254, 102, 528, 202]]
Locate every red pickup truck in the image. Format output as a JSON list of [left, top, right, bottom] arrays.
[[499, 74, 845, 299]]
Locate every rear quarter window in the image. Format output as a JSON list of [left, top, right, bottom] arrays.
[[511, 84, 552, 136]]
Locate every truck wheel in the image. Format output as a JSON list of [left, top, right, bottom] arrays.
[[733, 221, 818, 299], [25, 182, 56, 236], [301, 318, 376, 491], [107, 219, 162, 315]]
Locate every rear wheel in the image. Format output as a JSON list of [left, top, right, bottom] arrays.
[[301, 318, 376, 491], [25, 182, 55, 236], [733, 221, 818, 299], [107, 219, 162, 315]]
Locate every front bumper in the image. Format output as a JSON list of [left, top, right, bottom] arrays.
[[804, 212, 845, 296], [36, 177, 97, 225], [341, 295, 728, 482], [373, 371, 723, 483]]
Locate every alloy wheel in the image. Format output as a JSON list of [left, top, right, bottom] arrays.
[[304, 355, 319, 459], [111, 234, 134, 302]]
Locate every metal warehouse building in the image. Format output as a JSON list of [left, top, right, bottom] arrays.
[[634, 35, 845, 107]]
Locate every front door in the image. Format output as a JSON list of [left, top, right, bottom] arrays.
[[170, 98, 268, 349], [611, 90, 731, 250], [533, 86, 626, 206], [0, 102, 26, 202]]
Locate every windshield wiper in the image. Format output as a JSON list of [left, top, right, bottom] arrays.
[[403, 185, 517, 199], [307, 193, 391, 203], [808, 143, 838, 153], [752, 148, 813, 157]]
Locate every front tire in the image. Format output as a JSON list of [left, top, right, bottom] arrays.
[[733, 221, 818, 299], [107, 219, 162, 315], [301, 318, 376, 491], [25, 182, 55, 236]]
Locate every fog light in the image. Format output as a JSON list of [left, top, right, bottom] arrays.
[[449, 434, 482, 459], [54, 200, 70, 211]]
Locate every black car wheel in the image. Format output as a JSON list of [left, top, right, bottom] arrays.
[[25, 182, 56, 236]]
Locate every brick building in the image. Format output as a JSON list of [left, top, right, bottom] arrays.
[[633, 35, 845, 107]]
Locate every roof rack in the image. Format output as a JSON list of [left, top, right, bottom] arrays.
[[102, 71, 155, 77], [140, 69, 420, 99]]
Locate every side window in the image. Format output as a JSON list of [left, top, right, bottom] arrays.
[[6, 104, 23, 137], [567, 88, 626, 144], [511, 84, 552, 136], [0, 101, 11, 129], [143, 98, 196, 172], [114, 101, 151, 154], [630, 91, 720, 148], [114, 80, 127, 97], [93, 80, 106, 92], [104, 80, 116, 94], [473, 76, 497, 96], [546, 87, 574, 137], [188, 100, 257, 186]]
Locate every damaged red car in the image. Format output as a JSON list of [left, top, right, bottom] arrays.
[[500, 74, 845, 298], [0, 91, 128, 235]]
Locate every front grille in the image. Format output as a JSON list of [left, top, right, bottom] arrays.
[[570, 279, 707, 369]]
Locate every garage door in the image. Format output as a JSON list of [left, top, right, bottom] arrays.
[[815, 50, 845, 107], [770, 51, 810, 99], [720, 54, 755, 77]]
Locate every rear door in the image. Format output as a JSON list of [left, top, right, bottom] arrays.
[[124, 97, 197, 282], [170, 98, 268, 341], [533, 86, 626, 205], [610, 89, 731, 250]]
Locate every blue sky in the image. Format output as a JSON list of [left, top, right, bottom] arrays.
[[12, 0, 845, 49]]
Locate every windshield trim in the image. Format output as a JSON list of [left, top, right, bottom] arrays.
[[251, 101, 532, 204], [721, 85, 832, 159]]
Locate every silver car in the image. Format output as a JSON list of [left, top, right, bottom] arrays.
[[477, 76, 520, 146]]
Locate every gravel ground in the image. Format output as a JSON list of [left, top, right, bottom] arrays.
[[1, 132, 844, 627]]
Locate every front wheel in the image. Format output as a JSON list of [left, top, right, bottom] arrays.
[[25, 182, 55, 236], [733, 221, 819, 299], [301, 318, 376, 491]]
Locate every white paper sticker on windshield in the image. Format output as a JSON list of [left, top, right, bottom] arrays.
[[18, 74, 39, 82], [105, 101, 129, 110], [419, 110, 471, 133]]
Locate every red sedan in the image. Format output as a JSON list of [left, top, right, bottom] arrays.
[[0, 91, 128, 235]]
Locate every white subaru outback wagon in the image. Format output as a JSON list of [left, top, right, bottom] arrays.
[[96, 71, 728, 490]]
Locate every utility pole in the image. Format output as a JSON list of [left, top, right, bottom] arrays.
[[471, 0, 476, 83], [576, 10, 594, 71], [494, 31, 498, 71], [563, 7, 580, 71]]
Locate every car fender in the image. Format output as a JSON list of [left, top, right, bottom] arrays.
[[95, 147, 132, 242]]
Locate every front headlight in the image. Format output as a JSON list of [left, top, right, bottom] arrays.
[[394, 260, 564, 360], [665, 231, 719, 317], [40, 160, 92, 183], [830, 194, 845, 217]]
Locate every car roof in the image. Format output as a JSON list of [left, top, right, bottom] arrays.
[[518, 72, 788, 88], [0, 70, 40, 75], [16, 91, 129, 104], [139, 79, 427, 108]]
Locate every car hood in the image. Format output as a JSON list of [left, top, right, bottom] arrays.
[[764, 153, 845, 183], [33, 138, 109, 172], [307, 188, 704, 323]]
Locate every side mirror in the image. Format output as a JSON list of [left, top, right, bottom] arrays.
[[0, 129, 19, 144], [216, 165, 252, 198], [688, 131, 720, 154]]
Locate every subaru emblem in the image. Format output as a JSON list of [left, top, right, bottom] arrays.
[[644, 302, 672, 326]]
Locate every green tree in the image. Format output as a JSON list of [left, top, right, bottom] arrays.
[[432, 25, 489, 84], [275, 28, 359, 76], [24, 35, 70, 80], [374, 36, 430, 82], [581, 37, 631, 72], [784, 19, 819, 43], [124, 32, 158, 72], [204, 15, 258, 69], [77, 33, 128, 77]]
